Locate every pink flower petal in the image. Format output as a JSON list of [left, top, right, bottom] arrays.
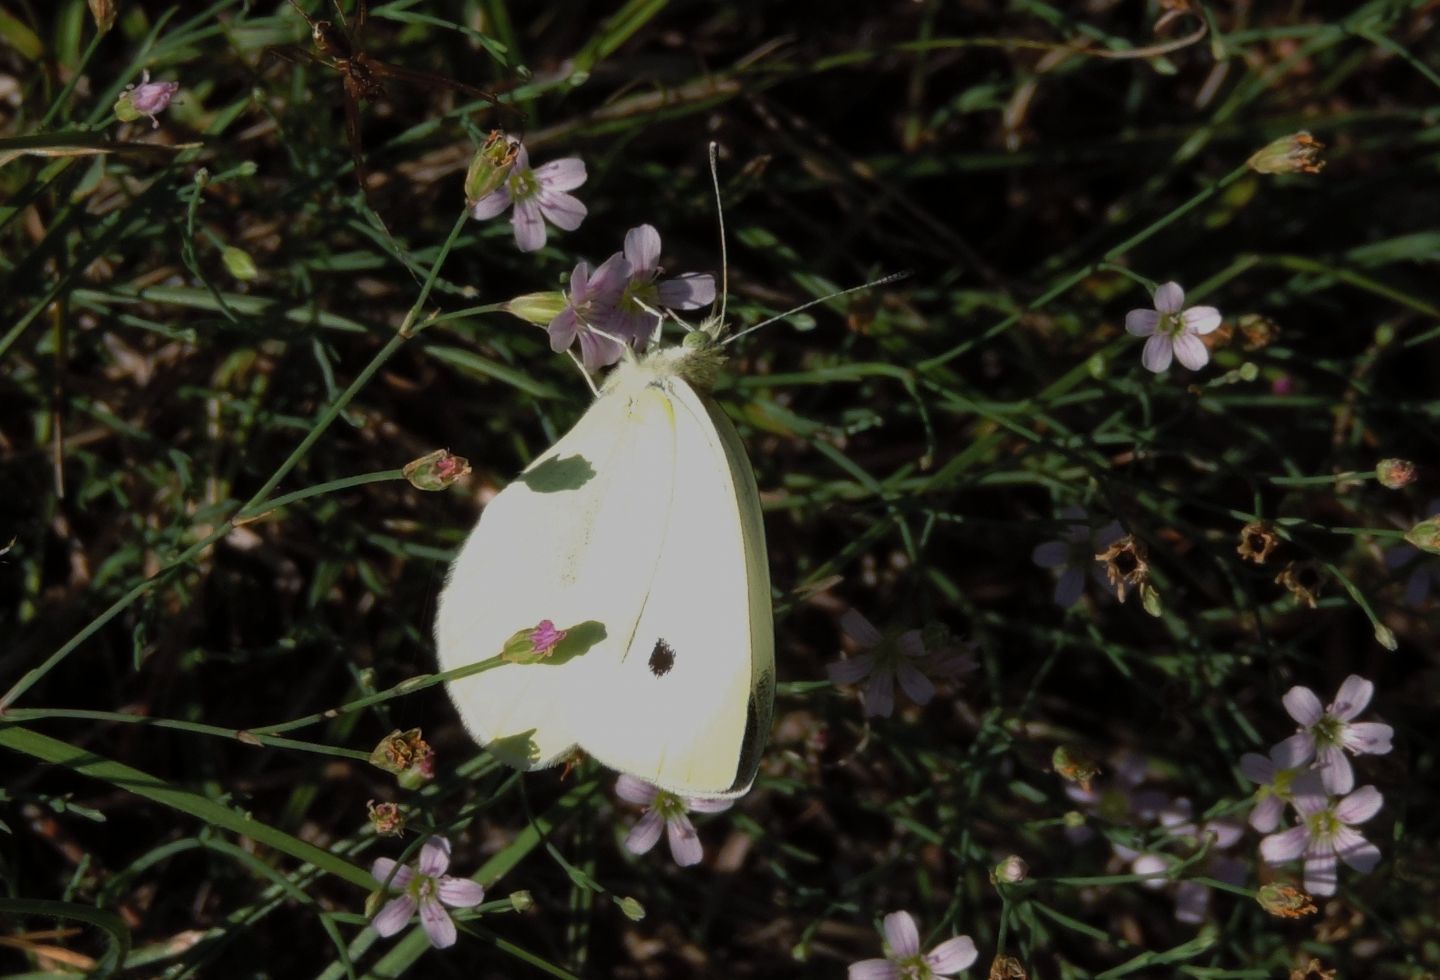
[[536, 189, 587, 232], [623, 224, 661, 275], [624, 810, 664, 855], [1334, 829, 1381, 873], [1032, 540, 1070, 568], [1335, 785, 1383, 825], [1282, 685, 1324, 726], [420, 896, 457, 949], [418, 837, 452, 877], [1153, 281, 1185, 314], [666, 814, 704, 867], [1330, 674, 1374, 719], [1173, 881, 1209, 924], [1277, 731, 1316, 768], [1342, 721, 1393, 755], [1141, 334, 1173, 372], [1171, 332, 1209, 371], [1248, 795, 1285, 833], [533, 156, 586, 192], [588, 252, 632, 295], [862, 669, 896, 718], [848, 960, 902, 980], [1204, 818, 1245, 849], [828, 653, 876, 685], [896, 630, 926, 660], [438, 876, 486, 909], [1182, 305, 1222, 334], [371, 858, 414, 890], [686, 796, 735, 814], [468, 187, 511, 219], [577, 328, 625, 371], [1054, 566, 1085, 606], [616, 774, 659, 806], [881, 911, 921, 958], [840, 609, 883, 647], [895, 661, 935, 706], [511, 198, 546, 252], [656, 273, 715, 310], [546, 307, 580, 352], [1260, 825, 1309, 864], [925, 935, 978, 974], [1316, 745, 1354, 794], [1125, 308, 1161, 336], [372, 895, 417, 937], [1303, 853, 1338, 896], [1239, 752, 1275, 784]]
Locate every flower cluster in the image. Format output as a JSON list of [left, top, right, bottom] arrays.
[[1242, 675, 1394, 895]]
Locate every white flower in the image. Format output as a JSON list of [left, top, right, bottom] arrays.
[[1238, 740, 1309, 832], [615, 775, 733, 868], [1259, 774, 1383, 896], [848, 911, 977, 980], [371, 837, 485, 949], [1124, 281, 1221, 372], [1278, 674, 1394, 794]]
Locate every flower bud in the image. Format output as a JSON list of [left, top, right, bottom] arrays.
[[1405, 518, 1440, 555], [503, 291, 568, 326], [991, 855, 1028, 884], [1255, 882, 1316, 918], [500, 619, 570, 664], [508, 890, 535, 912], [614, 895, 646, 921], [115, 71, 179, 127], [403, 449, 470, 491], [465, 131, 520, 205], [222, 245, 259, 281], [1375, 458, 1416, 489], [1247, 132, 1325, 175], [88, 0, 117, 33], [367, 800, 405, 837]]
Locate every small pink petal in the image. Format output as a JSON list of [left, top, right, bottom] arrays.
[[1182, 305, 1222, 334], [1239, 752, 1275, 784], [862, 670, 896, 718], [623, 224, 661, 275], [1141, 334, 1173, 372], [511, 198, 546, 252], [371, 858, 414, 890], [848, 960, 902, 980], [1335, 830, 1381, 873], [895, 661, 935, 706], [1260, 825, 1309, 864], [1032, 541, 1070, 568], [666, 814, 704, 867], [1303, 853, 1338, 896], [533, 157, 586, 192], [1278, 731, 1317, 768], [616, 774, 659, 806], [624, 810, 664, 855], [1125, 308, 1161, 336], [1282, 685, 1324, 726], [686, 797, 735, 814], [536, 189, 587, 231], [468, 187, 511, 219], [656, 273, 715, 309], [1316, 746, 1354, 794], [418, 837, 452, 877], [1173, 880, 1210, 924], [896, 630, 926, 660], [372, 895, 417, 937], [828, 653, 876, 685], [1153, 281, 1185, 314], [1289, 772, 1330, 816], [1054, 566, 1086, 607], [437, 877, 486, 909], [1335, 785, 1383, 825], [1248, 795, 1285, 833], [1172, 332, 1209, 370], [881, 911, 921, 958], [840, 609, 883, 647], [1330, 674, 1374, 719], [1343, 721, 1393, 755], [925, 935, 978, 973], [420, 897, 457, 949]]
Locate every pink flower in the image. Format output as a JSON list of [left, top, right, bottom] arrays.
[[530, 619, 566, 655], [546, 252, 632, 370], [1124, 281, 1221, 372], [467, 143, 587, 252], [1278, 674, 1394, 794], [371, 837, 486, 949], [826, 610, 974, 719], [1031, 505, 1125, 607], [1239, 740, 1309, 832], [601, 224, 716, 344], [115, 70, 179, 128], [1259, 774, 1383, 896], [616, 775, 733, 868], [849, 911, 977, 980]]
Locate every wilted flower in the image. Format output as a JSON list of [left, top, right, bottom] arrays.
[[1374, 458, 1416, 489], [1259, 775, 1383, 896], [467, 143, 586, 252], [1247, 132, 1326, 175], [1124, 281, 1222, 372], [463, 131, 520, 205], [1096, 534, 1149, 602], [1237, 313, 1281, 350], [371, 837, 485, 949], [1031, 506, 1124, 606], [403, 449, 470, 490], [369, 729, 436, 789], [1290, 957, 1338, 980], [1238, 741, 1308, 832], [115, 70, 179, 128], [1275, 560, 1324, 608], [547, 253, 632, 371], [603, 224, 716, 343], [988, 955, 1028, 980], [367, 800, 406, 837], [616, 775, 733, 868], [848, 911, 977, 980], [1236, 521, 1279, 565], [1052, 745, 1102, 792], [826, 610, 973, 718], [1279, 674, 1393, 794], [1255, 882, 1317, 919]]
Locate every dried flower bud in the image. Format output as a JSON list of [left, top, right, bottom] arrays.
[[367, 800, 405, 837], [1375, 458, 1417, 489], [1097, 535, 1149, 602], [1405, 518, 1440, 555], [1236, 313, 1281, 351], [464, 131, 521, 205], [1236, 521, 1279, 564], [1289, 957, 1337, 980], [1052, 746, 1100, 792], [1276, 560, 1325, 608], [115, 71, 179, 128], [991, 855, 1029, 884], [369, 728, 434, 787], [1256, 882, 1317, 918], [614, 895, 646, 921], [503, 290, 568, 326], [404, 449, 470, 491], [988, 955, 1028, 980], [88, 0, 117, 33], [1247, 132, 1325, 175]]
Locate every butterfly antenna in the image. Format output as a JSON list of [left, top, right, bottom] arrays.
[[708, 142, 729, 326], [725, 271, 911, 346]]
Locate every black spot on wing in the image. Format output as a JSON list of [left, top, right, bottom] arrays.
[[648, 638, 676, 676]]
